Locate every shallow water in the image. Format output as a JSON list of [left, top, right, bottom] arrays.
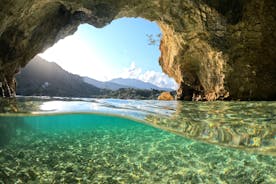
[[0, 97, 275, 183]]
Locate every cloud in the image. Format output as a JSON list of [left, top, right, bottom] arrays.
[[119, 62, 178, 90], [140, 70, 178, 90], [40, 37, 178, 89], [120, 62, 142, 79]]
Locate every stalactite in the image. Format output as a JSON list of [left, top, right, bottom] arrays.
[[4, 78, 12, 97], [0, 81, 5, 97], [0, 76, 13, 98]]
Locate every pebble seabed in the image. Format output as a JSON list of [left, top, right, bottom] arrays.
[[0, 114, 276, 184]]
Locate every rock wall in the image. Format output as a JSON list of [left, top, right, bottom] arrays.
[[0, 0, 275, 100]]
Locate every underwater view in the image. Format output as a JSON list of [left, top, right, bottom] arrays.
[[0, 97, 276, 183]]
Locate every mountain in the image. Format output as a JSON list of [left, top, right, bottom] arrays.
[[83, 77, 129, 90], [16, 56, 105, 97], [83, 77, 173, 92], [109, 78, 173, 91], [15, 57, 165, 99]]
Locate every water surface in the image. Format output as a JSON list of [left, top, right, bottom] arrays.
[[0, 97, 275, 183]]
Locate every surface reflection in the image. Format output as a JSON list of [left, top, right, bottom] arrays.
[[145, 101, 276, 155], [0, 97, 275, 155]]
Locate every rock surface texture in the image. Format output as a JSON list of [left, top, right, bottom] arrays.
[[158, 92, 175, 101], [0, 0, 275, 100]]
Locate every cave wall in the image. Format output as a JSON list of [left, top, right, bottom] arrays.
[[0, 0, 275, 100]]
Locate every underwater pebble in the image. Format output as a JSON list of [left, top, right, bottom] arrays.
[[0, 123, 275, 183]]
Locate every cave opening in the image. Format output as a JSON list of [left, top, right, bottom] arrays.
[[1, 1, 275, 100], [16, 18, 177, 98]]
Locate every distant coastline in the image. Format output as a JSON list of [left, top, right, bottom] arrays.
[[16, 56, 173, 100]]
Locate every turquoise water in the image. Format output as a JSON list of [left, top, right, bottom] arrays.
[[0, 97, 276, 183]]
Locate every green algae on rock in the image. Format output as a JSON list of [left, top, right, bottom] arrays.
[[0, 0, 275, 100]]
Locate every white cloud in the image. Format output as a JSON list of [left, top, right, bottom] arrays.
[[39, 36, 178, 90], [118, 62, 178, 90], [120, 62, 142, 79], [140, 70, 178, 90]]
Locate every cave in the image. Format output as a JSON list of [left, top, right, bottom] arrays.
[[0, 0, 275, 100]]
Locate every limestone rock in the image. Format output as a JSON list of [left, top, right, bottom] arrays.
[[158, 92, 174, 101], [0, 0, 275, 100]]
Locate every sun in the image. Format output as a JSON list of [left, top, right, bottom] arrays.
[[39, 34, 115, 81]]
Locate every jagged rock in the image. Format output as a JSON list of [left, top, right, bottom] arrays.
[[158, 92, 174, 101], [0, 0, 275, 100]]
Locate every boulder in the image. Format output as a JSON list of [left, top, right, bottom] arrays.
[[158, 92, 174, 101]]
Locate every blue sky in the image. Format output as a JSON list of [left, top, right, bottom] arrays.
[[39, 18, 177, 89]]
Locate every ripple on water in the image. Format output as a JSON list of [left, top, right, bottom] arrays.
[[0, 97, 276, 183]]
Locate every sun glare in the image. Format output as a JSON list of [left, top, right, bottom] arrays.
[[39, 34, 114, 81]]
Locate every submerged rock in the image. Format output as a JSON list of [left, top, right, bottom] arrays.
[[0, 0, 275, 100]]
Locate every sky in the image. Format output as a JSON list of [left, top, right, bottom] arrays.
[[39, 18, 177, 89]]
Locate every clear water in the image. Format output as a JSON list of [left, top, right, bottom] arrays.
[[0, 97, 275, 183]]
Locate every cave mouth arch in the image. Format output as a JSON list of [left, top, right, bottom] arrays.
[[0, 1, 227, 100], [15, 17, 178, 97], [1, 0, 274, 100], [0, 1, 197, 99], [39, 18, 176, 90]]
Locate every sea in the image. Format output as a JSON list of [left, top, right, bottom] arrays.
[[0, 96, 275, 183]]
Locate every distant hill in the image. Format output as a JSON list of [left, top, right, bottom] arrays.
[[16, 56, 104, 97], [83, 77, 173, 91], [97, 88, 162, 100], [16, 57, 165, 99], [83, 77, 129, 90], [109, 78, 173, 91]]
